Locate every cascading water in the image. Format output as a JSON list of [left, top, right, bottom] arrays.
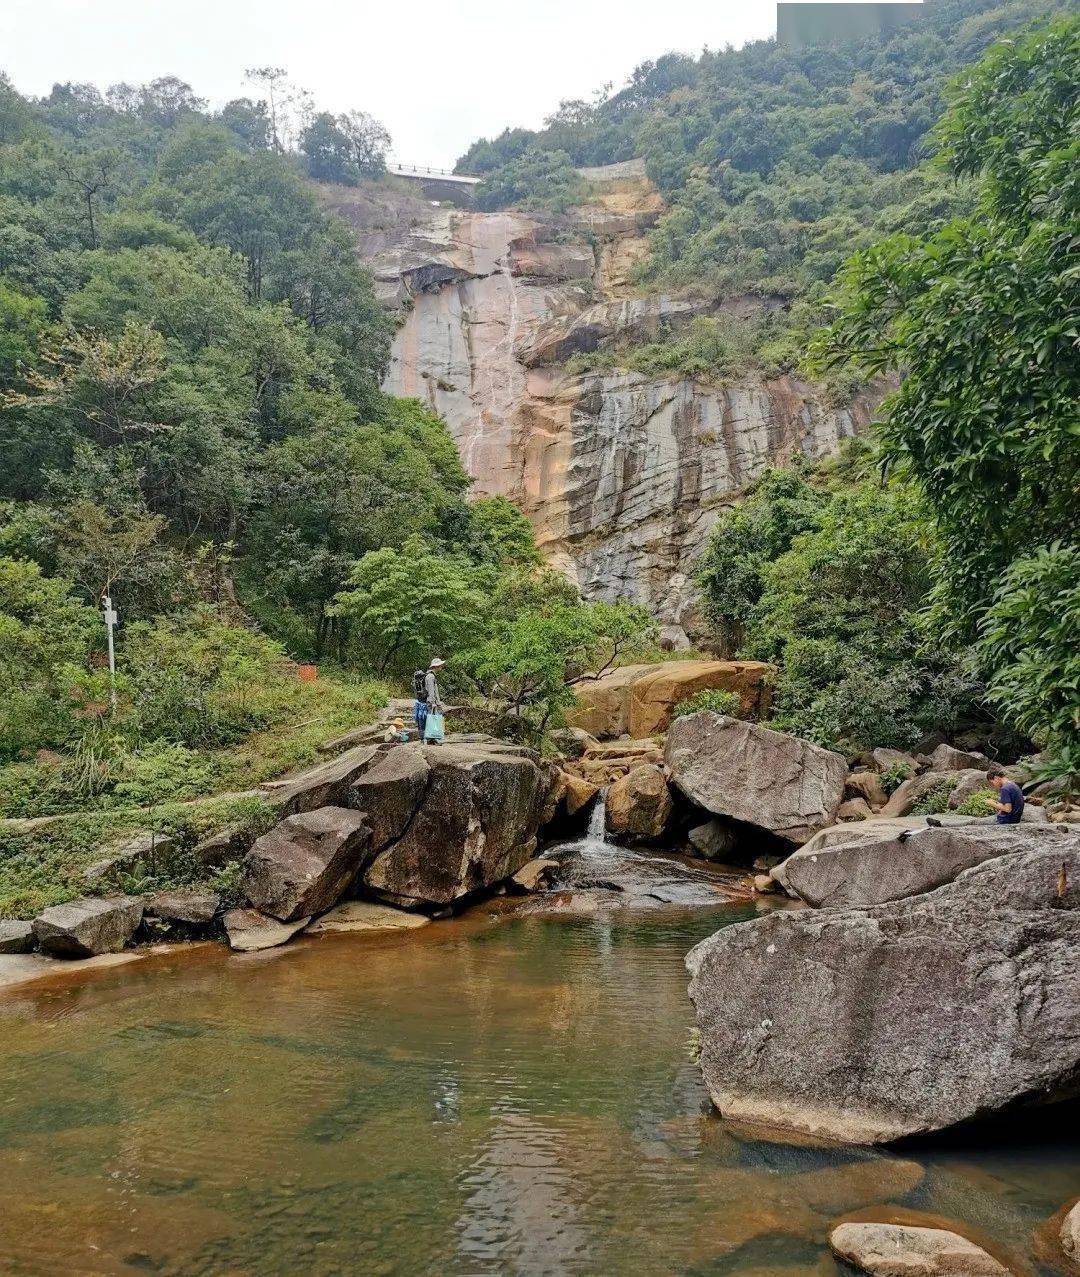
[[586, 788, 608, 842]]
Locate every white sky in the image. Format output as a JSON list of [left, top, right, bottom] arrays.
[[0, 0, 779, 168]]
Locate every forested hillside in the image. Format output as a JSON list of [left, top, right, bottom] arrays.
[[461, 0, 1057, 304]]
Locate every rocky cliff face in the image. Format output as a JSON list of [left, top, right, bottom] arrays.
[[324, 170, 880, 643]]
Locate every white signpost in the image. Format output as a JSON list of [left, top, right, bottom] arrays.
[[102, 594, 118, 711]]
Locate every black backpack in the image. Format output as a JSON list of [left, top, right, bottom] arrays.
[[412, 670, 428, 702]]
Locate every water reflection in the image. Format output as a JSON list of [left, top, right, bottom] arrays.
[[0, 907, 1074, 1275]]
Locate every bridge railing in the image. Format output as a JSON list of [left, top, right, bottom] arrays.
[[388, 162, 482, 184]]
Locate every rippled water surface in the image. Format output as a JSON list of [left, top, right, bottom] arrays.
[[0, 897, 1076, 1275]]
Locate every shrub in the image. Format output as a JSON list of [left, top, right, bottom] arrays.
[[111, 743, 218, 806], [909, 778, 956, 815], [673, 688, 741, 719], [954, 787, 997, 817], [880, 761, 914, 795]]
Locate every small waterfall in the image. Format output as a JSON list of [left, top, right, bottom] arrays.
[[587, 789, 608, 842]]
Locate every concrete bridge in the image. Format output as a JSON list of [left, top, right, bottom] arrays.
[[387, 163, 482, 205]]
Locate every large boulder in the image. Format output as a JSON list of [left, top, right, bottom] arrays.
[[349, 745, 431, 848], [566, 660, 775, 739], [687, 843, 1080, 1143], [666, 713, 847, 845], [773, 822, 1077, 909], [359, 742, 554, 907], [830, 1220, 1012, 1276], [1062, 1200, 1080, 1267], [145, 889, 221, 934], [687, 818, 741, 862], [929, 743, 989, 772], [32, 896, 143, 958], [260, 744, 381, 817], [243, 807, 371, 922], [605, 764, 673, 841]]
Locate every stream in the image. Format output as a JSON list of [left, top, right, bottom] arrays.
[[0, 822, 1076, 1275]]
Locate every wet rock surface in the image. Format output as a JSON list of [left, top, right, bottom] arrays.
[[605, 764, 673, 841], [32, 896, 144, 958], [666, 712, 847, 845], [305, 901, 431, 935], [829, 1220, 1013, 1276], [244, 807, 372, 922], [687, 843, 1080, 1143], [223, 908, 311, 952]]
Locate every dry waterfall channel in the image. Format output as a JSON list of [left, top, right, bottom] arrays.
[[326, 169, 880, 644]]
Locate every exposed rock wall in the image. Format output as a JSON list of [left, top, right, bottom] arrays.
[[327, 175, 880, 639]]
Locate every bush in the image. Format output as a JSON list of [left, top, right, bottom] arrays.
[[673, 688, 741, 719], [111, 743, 218, 806], [909, 779, 956, 815], [880, 761, 914, 794], [954, 787, 997, 817], [121, 607, 300, 748]]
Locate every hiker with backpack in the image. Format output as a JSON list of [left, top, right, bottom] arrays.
[[412, 657, 447, 743]]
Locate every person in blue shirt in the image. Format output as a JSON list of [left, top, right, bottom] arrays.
[[985, 765, 1025, 824]]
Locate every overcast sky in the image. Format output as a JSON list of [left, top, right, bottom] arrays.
[[0, 0, 778, 167]]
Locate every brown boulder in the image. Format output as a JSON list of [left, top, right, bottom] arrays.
[[146, 889, 221, 930], [605, 764, 673, 841], [845, 771, 888, 811], [32, 896, 143, 958], [829, 1220, 1012, 1276], [666, 713, 847, 845], [511, 857, 561, 893], [349, 745, 430, 847], [306, 901, 430, 935], [243, 807, 371, 922], [930, 743, 989, 772], [837, 797, 873, 822], [360, 742, 553, 907], [566, 660, 775, 740]]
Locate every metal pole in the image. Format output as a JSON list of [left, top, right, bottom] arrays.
[[102, 594, 118, 712]]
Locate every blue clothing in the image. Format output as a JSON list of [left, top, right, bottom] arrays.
[[996, 779, 1024, 824], [414, 699, 428, 733]]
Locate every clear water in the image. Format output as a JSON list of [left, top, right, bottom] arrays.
[[0, 895, 1075, 1275]]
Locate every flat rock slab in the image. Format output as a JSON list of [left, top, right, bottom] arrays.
[[830, 1221, 1012, 1276], [244, 806, 371, 922], [0, 920, 35, 954], [223, 909, 311, 952], [666, 713, 847, 845], [0, 950, 142, 991], [773, 823, 1078, 908], [260, 743, 381, 817], [32, 896, 144, 959], [307, 901, 430, 935], [147, 890, 221, 926], [687, 844, 1080, 1143]]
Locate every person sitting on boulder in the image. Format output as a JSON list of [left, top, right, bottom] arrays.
[[985, 765, 1024, 824]]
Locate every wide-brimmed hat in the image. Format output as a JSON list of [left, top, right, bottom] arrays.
[[429, 657, 446, 668]]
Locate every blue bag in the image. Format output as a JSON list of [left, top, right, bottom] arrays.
[[424, 711, 445, 742]]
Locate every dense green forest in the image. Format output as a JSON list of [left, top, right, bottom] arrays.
[[461, 0, 1063, 376], [0, 68, 651, 846], [0, 6, 1076, 909]]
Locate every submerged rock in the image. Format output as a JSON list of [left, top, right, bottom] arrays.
[[360, 742, 553, 907], [666, 713, 847, 845], [305, 901, 430, 935], [829, 1221, 1012, 1276], [32, 896, 144, 958], [605, 764, 673, 841], [772, 822, 1078, 909], [244, 807, 371, 922], [0, 920, 35, 954], [687, 844, 1080, 1143], [223, 908, 310, 952]]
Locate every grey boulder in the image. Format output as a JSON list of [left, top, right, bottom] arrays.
[[665, 713, 847, 844], [146, 889, 221, 931], [243, 807, 371, 922], [687, 818, 741, 861], [687, 844, 1080, 1143], [32, 896, 144, 958], [772, 822, 1077, 909], [929, 743, 989, 772], [0, 920, 36, 954]]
